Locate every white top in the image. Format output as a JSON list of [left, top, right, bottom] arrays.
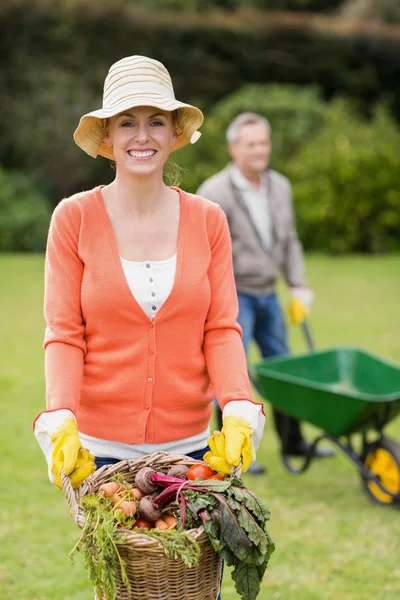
[[79, 253, 210, 460], [121, 253, 177, 319], [79, 427, 211, 460], [231, 164, 272, 249]]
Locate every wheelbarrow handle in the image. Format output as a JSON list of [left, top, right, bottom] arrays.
[[249, 320, 315, 390], [301, 319, 315, 352]]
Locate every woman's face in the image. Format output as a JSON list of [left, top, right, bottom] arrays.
[[103, 106, 177, 177]]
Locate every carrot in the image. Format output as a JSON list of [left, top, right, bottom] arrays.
[[119, 501, 137, 517], [130, 487, 144, 501], [98, 482, 122, 498], [161, 515, 177, 528], [155, 518, 169, 531], [111, 493, 124, 507]]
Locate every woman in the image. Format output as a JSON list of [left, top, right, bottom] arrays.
[[34, 55, 265, 512]]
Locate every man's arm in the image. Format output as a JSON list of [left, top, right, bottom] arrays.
[[196, 177, 232, 223], [283, 183, 315, 324], [282, 184, 307, 288]]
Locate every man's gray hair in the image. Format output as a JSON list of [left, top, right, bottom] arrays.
[[226, 112, 271, 144]]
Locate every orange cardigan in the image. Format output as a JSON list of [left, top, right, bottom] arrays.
[[44, 186, 253, 444]]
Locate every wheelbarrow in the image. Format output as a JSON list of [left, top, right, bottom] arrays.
[[253, 322, 400, 507]]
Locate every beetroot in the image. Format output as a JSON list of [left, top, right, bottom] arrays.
[[167, 465, 189, 479], [138, 495, 162, 522], [135, 467, 158, 495]]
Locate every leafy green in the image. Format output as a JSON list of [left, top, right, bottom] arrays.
[[230, 485, 271, 522], [192, 478, 232, 493], [143, 528, 200, 568], [183, 479, 275, 600], [214, 493, 253, 562], [69, 495, 131, 600], [233, 562, 264, 600]]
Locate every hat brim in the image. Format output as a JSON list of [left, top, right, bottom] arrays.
[[73, 93, 204, 159]]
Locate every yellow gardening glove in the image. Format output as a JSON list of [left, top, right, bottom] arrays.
[[204, 431, 231, 475], [51, 418, 96, 489], [204, 416, 254, 475], [68, 447, 97, 489], [287, 297, 308, 326]]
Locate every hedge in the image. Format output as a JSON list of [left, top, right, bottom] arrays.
[[1, 1, 400, 203]]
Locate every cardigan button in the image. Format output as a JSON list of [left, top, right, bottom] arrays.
[[149, 349, 154, 356], [149, 323, 154, 329], [147, 377, 153, 383]]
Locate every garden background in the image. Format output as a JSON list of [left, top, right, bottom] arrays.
[[1, 1, 399, 598]]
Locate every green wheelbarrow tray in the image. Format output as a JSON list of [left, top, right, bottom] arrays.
[[254, 345, 400, 506], [254, 346, 400, 438]]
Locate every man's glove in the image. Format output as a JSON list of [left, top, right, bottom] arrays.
[[287, 287, 314, 326], [204, 415, 256, 475], [34, 409, 96, 489]]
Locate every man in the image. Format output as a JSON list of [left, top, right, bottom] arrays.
[[197, 112, 333, 474]]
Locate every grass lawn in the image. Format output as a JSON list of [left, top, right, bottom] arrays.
[[0, 253, 399, 600]]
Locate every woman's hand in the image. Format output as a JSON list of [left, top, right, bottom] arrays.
[[204, 416, 254, 475], [34, 409, 96, 489], [51, 418, 96, 488], [204, 400, 266, 475]]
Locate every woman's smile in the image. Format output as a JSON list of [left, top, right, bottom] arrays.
[[127, 148, 157, 160]]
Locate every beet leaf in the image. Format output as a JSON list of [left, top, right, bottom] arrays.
[[229, 486, 270, 522], [233, 562, 264, 600], [212, 493, 253, 562], [182, 480, 274, 600]]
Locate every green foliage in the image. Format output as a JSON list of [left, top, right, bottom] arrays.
[[2, 1, 400, 252], [144, 528, 201, 567], [179, 84, 327, 192], [288, 101, 400, 253], [2, 0, 400, 206], [254, 0, 343, 11], [70, 495, 131, 600], [182, 82, 400, 253], [184, 478, 274, 600], [0, 168, 51, 252]]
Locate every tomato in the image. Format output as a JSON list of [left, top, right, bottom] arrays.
[[187, 464, 216, 480], [207, 474, 225, 481], [133, 517, 154, 530]]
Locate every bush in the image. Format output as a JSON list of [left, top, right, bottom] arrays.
[[179, 83, 327, 192], [0, 169, 51, 252], [179, 84, 400, 254], [1, 1, 400, 204], [288, 101, 400, 253]]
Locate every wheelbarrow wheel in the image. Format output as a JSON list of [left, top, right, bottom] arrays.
[[361, 438, 400, 506]]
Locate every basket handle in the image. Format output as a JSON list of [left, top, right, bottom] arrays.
[[61, 469, 81, 526], [231, 462, 242, 479]]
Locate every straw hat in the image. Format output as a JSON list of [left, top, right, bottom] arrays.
[[73, 55, 204, 159]]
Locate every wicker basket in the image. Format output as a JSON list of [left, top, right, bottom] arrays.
[[62, 451, 223, 600]]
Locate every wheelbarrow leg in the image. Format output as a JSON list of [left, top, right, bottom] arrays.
[[273, 411, 304, 451]]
